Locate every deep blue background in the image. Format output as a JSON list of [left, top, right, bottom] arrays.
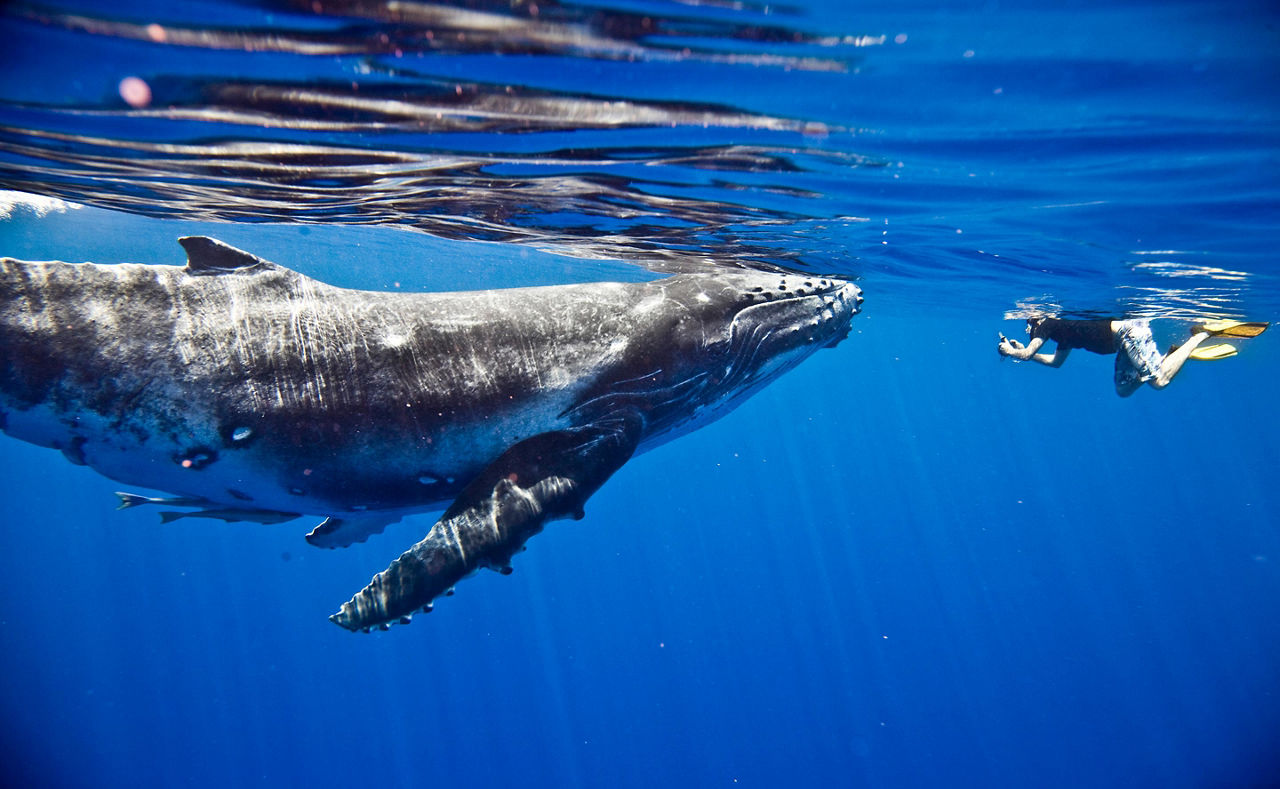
[[2, 210, 1277, 788], [2, 1, 1279, 787]]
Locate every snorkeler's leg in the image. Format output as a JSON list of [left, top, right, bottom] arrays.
[[1115, 320, 1165, 394], [1115, 376, 1142, 398], [1114, 351, 1144, 397], [1149, 331, 1212, 389]]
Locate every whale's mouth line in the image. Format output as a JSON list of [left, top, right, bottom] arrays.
[[558, 370, 711, 422]]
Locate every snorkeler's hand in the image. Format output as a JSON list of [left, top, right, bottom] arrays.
[[997, 334, 1023, 356]]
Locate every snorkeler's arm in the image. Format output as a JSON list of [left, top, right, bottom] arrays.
[[999, 335, 1044, 359], [999, 335, 1069, 366], [1036, 344, 1071, 367]]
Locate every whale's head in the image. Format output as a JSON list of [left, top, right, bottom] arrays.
[[681, 269, 862, 401], [579, 270, 862, 445]]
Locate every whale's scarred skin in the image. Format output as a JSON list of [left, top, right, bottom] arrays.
[[0, 237, 861, 630]]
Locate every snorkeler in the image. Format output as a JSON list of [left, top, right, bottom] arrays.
[[997, 317, 1268, 397]]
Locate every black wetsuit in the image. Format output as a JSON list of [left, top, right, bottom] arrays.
[[1030, 318, 1117, 355]]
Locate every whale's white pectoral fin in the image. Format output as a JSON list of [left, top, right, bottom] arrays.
[[306, 514, 402, 549], [330, 412, 644, 632]]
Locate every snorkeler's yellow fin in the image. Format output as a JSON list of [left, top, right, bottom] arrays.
[[1192, 320, 1270, 338], [1189, 343, 1237, 361]]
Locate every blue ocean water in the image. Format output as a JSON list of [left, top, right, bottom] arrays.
[[1, 1, 1278, 788]]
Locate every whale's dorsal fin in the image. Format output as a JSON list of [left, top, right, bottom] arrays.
[[178, 236, 276, 276]]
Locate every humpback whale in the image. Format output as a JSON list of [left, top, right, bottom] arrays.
[[0, 237, 861, 630]]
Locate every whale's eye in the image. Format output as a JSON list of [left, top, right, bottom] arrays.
[[176, 447, 218, 470]]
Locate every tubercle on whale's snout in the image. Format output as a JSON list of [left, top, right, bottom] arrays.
[[738, 277, 860, 339], [734, 274, 854, 305], [735, 275, 861, 322], [846, 283, 865, 311], [826, 283, 862, 347]]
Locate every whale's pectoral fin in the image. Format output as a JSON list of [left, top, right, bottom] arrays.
[[330, 412, 643, 632], [305, 514, 402, 549]]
